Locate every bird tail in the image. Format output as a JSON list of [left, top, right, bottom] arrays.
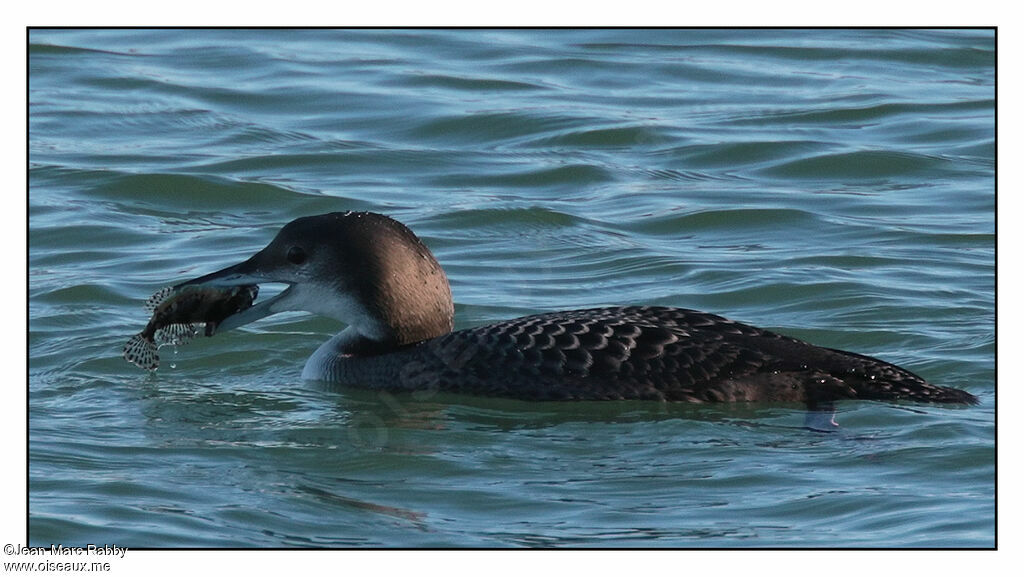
[[821, 348, 979, 405]]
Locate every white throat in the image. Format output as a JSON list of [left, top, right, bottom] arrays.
[[301, 326, 362, 381]]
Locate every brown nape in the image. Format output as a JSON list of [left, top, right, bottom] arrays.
[[352, 213, 455, 346]]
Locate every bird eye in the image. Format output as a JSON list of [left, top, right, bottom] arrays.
[[286, 246, 307, 265]]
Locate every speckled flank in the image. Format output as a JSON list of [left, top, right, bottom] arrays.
[[325, 305, 978, 404]]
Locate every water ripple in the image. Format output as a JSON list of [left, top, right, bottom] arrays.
[[28, 28, 994, 549]]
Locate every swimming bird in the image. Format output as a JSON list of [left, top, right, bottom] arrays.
[[176, 211, 977, 409]]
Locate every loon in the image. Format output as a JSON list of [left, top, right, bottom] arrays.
[[176, 211, 977, 407]]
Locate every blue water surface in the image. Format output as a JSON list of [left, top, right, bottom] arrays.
[[28, 28, 994, 548]]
